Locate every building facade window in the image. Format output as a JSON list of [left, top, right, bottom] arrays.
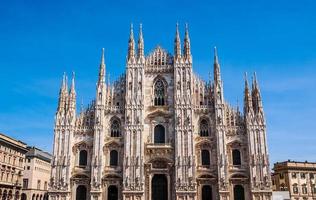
[[201, 150, 210, 166], [37, 180, 41, 190], [79, 150, 88, 166], [232, 149, 241, 166], [110, 150, 118, 166], [44, 181, 47, 190], [111, 119, 121, 137], [292, 172, 297, 178], [22, 179, 28, 189], [301, 173, 306, 179], [302, 184, 308, 194], [154, 124, 165, 144], [280, 173, 284, 179], [293, 184, 298, 194], [199, 119, 209, 137], [154, 79, 165, 106]]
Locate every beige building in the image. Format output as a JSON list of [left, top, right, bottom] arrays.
[[0, 133, 28, 200], [272, 161, 316, 200], [49, 24, 272, 200], [22, 147, 52, 200]]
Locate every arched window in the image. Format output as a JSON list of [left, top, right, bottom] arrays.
[[154, 125, 165, 144], [232, 149, 241, 166], [110, 150, 118, 166], [111, 119, 120, 137], [201, 150, 210, 166], [154, 79, 165, 106], [200, 119, 209, 137], [302, 184, 308, 194], [233, 185, 245, 200], [293, 184, 298, 194], [79, 150, 87, 166]]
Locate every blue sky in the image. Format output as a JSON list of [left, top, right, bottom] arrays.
[[0, 0, 315, 166]]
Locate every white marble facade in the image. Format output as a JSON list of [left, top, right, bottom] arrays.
[[48, 24, 272, 200]]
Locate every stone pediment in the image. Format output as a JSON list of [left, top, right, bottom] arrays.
[[146, 107, 172, 119]]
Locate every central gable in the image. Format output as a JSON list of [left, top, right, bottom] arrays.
[[145, 46, 173, 68]]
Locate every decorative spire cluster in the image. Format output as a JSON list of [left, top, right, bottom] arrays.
[[244, 72, 263, 115], [127, 23, 145, 63], [173, 23, 192, 63], [57, 72, 76, 113]]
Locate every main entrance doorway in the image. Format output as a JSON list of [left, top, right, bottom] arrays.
[[108, 185, 118, 200], [76, 185, 87, 200], [202, 185, 212, 200], [151, 174, 168, 200], [233, 185, 245, 200]]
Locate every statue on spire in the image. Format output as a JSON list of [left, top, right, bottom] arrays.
[[128, 23, 135, 62], [98, 48, 106, 85], [174, 23, 181, 61], [137, 23, 144, 61], [183, 23, 191, 62]]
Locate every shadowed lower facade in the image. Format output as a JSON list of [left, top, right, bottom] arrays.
[[48, 24, 272, 200]]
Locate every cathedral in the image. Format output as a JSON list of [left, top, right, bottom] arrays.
[[48, 24, 272, 200]]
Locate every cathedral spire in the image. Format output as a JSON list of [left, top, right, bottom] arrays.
[[98, 48, 106, 85], [183, 23, 191, 62], [244, 72, 253, 114], [57, 73, 68, 112], [69, 71, 76, 111], [137, 23, 144, 60], [214, 46, 221, 84], [70, 71, 76, 95], [174, 23, 181, 60], [252, 72, 263, 113], [128, 23, 135, 62]]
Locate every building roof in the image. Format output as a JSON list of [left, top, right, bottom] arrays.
[[0, 132, 28, 152], [26, 146, 52, 163], [273, 160, 316, 171]]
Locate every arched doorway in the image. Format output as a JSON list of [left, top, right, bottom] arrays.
[[234, 185, 245, 200], [202, 185, 212, 200], [76, 185, 87, 200], [107, 185, 118, 200], [151, 174, 168, 200], [21, 193, 27, 200]]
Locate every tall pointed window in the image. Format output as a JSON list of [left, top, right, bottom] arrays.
[[154, 125, 165, 144], [111, 119, 120, 137], [200, 119, 209, 137], [201, 150, 210, 166], [79, 150, 87, 166], [232, 149, 241, 166], [110, 150, 118, 167], [154, 79, 165, 106]]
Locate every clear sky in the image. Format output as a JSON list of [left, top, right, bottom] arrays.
[[0, 0, 315, 166]]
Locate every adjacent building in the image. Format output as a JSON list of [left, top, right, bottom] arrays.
[[272, 160, 316, 200], [0, 133, 28, 200], [49, 24, 273, 200], [22, 147, 52, 200]]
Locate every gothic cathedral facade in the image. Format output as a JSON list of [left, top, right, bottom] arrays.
[[48, 24, 272, 200]]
